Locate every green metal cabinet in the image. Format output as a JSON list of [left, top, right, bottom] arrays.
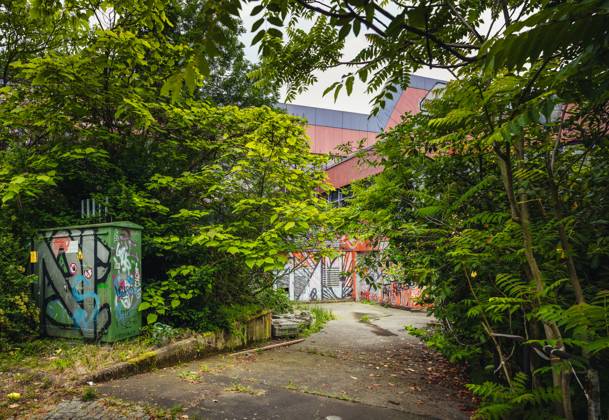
[[33, 222, 143, 342]]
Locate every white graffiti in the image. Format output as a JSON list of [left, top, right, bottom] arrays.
[[113, 241, 132, 273]]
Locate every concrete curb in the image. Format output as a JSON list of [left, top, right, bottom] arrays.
[[79, 311, 272, 385]]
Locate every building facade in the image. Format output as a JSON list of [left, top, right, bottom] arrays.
[[277, 75, 444, 308]]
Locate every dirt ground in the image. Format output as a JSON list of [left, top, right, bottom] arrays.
[[97, 302, 475, 419]]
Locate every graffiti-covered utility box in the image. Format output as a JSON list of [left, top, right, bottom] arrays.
[[33, 222, 143, 342]]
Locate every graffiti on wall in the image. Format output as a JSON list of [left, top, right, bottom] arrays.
[[288, 252, 356, 301], [112, 229, 141, 328], [42, 229, 112, 340], [359, 271, 423, 309]]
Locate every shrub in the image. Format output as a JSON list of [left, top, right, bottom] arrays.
[[0, 229, 39, 350], [256, 287, 292, 314]]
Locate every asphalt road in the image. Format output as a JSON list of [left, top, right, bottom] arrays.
[[97, 302, 471, 420]]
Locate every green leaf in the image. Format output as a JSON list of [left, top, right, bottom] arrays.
[[138, 302, 151, 311], [251, 18, 264, 32], [251, 29, 266, 46], [345, 75, 354, 96], [147, 313, 158, 324], [251, 4, 264, 16]]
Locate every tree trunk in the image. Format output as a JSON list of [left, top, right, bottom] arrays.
[[494, 139, 573, 419], [587, 368, 601, 420], [545, 133, 601, 419]]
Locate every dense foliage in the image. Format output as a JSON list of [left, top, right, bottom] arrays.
[[0, 0, 327, 347], [2, 0, 609, 418], [235, 0, 609, 418]]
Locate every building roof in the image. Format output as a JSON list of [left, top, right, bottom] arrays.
[[278, 74, 446, 133]]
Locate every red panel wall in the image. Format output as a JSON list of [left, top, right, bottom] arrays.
[[326, 154, 383, 188], [384, 87, 428, 130], [305, 125, 378, 155], [304, 87, 429, 187]]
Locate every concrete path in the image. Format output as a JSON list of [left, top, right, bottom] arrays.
[[97, 303, 472, 419]]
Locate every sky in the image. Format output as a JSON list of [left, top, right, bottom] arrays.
[[239, 4, 453, 115]]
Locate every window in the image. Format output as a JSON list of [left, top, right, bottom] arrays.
[[327, 187, 351, 207]]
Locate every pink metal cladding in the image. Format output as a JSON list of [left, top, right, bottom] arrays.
[[326, 151, 383, 188], [384, 87, 429, 130], [314, 86, 433, 188], [305, 125, 377, 155]]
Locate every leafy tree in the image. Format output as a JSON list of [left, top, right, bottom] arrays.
[[339, 68, 609, 418], [165, 0, 278, 106], [0, 0, 326, 342]]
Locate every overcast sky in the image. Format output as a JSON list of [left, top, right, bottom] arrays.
[[239, 4, 453, 114]]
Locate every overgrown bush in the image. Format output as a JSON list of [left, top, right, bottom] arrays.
[[256, 288, 292, 314], [0, 229, 38, 350], [301, 306, 335, 336], [341, 75, 609, 418]]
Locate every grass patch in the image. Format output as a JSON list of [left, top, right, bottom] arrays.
[[299, 347, 339, 358], [81, 387, 97, 402], [0, 327, 199, 382], [177, 370, 200, 383], [359, 314, 371, 324], [224, 383, 266, 396], [0, 337, 153, 377], [300, 306, 335, 337], [170, 404, 184, 416], [359, 299, 379, 306], [283, 383, 356, 402]]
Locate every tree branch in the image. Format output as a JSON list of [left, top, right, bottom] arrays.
[[445, 0, 484, 43]]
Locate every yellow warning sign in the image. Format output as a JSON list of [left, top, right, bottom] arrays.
[[30, 251, 38, 263], [77, 249, 84, 261]]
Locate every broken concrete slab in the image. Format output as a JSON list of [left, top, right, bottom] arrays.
[[271, 310, 313, 338]]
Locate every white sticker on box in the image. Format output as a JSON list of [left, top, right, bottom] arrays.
[[67, 240, 79, 254]]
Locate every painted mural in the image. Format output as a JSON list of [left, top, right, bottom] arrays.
[[278, 246, 424, 309], [38, 225, 142, 341], [359, 280, 423, 308], [286, 252, 356, 301]]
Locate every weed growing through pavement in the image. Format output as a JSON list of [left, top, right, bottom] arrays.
[[177, 370, 200, 383], [225, 383, 266, 396], [81, 387, 97, 402], [300, 306, 335, 337]]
